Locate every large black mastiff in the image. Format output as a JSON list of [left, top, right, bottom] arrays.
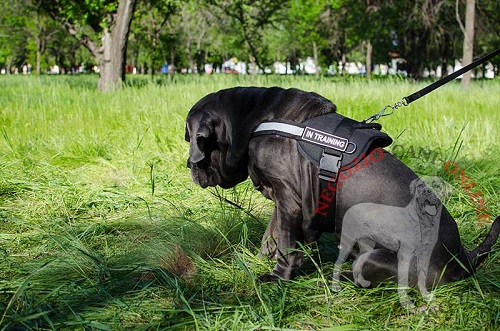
[[185, 87, 499, 302]]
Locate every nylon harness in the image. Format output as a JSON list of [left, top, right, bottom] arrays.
[[252, 112, 393, 222]]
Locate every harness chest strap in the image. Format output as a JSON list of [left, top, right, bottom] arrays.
[[253, 118, 361, 183], [252, 119, 352, 224]]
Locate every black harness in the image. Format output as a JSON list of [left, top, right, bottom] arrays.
[[252, 112, 393, 222]]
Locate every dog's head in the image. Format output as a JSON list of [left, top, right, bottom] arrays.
[[185, 93, 249, 188], [185, 87, 337, 189]]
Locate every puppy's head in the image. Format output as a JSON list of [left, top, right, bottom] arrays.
[[420, 175, 453, 201], [410, 177, 445, 219], [185, 93, 249, 189]]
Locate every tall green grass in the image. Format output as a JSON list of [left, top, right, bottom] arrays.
[[0, 74, 499, 330]]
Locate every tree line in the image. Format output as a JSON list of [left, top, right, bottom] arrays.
[[1, 0, 499, 91]]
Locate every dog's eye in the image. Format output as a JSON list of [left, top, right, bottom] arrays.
[[196, 159, 210, 169], [198, 135, 219, 158]]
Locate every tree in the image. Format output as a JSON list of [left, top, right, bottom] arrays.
[[129, 0, 176, 75], [178, 0, 213, 73], [354, 1, 400, 79], [334, 0, 384, 78], [391, 0, 462, 78], [29, 10, 65, 75], [460, 0, 475, 87], [0, 0, 32, 73], [208, 0, 287, 73], [286, 0, 329, 77], [476, 0, 500, 76], [38, 0, 137, 91], [6, 0, 500, 81]]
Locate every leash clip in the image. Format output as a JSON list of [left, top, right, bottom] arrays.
[[363, 98, 408, 123]]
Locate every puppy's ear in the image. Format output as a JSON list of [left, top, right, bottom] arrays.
[[409, 179, 418, 195], [189, 120, 213, 163]]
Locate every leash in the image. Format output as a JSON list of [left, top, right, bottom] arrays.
[[364, 47, 500, 123]]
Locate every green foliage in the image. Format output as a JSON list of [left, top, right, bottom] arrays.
[[39, 0, 118, 31], [0, 75, 499, 330], [129, 0, 178, 72], [207, 0, 288, 71], [477, 0, 500, 69], [3, 0, 500, 81], [286, 1, 327, 52], [0, 0, 31, 66]]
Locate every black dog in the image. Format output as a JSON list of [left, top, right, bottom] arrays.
[[185, 87, 499, 300]]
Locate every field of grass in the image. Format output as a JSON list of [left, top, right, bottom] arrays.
[[0, 74, 499, 330]]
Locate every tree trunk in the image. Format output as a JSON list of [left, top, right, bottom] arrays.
[[366, 40, 372, 79], [35, 15, 45, 76], [186, 33, 194, 73], [36, 34, 42, 75], [440, 58, 448, 78], [461, 0, 475, 87], [99, 28, 114, 89], [250, 56, 256, 75], [6, 56, 13, 75], [341, 53, 346, 75], [170, 51, 176, 71], [196, 24, 207, 75], [98, 0, 137, 92], [150, 25, 158, 78], [313, 41, 319, 78]]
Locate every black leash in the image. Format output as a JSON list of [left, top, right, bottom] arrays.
[[364, 47, 500, 123]]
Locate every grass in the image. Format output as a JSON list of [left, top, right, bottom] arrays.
[[0, 74, 499, 330]]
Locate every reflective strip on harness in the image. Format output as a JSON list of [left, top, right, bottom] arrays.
[[254, 122, 304, 137]]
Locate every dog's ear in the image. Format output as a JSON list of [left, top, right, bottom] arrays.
[[189, 119, 214, 163], [223, 87, 284, 169], [184, 124, 190, 142]]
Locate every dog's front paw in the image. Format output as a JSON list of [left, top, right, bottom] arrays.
[[257, 273, 280, 283], [259, 238, 278, 259]]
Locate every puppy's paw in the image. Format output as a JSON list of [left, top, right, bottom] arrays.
[[412, 304, 439, 314], [330, 275, 342, 292], [257, 273, 280, 283], [399, 298, 416, 309], [423, 292, 435, 303], [356, 278, 371, 288]]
